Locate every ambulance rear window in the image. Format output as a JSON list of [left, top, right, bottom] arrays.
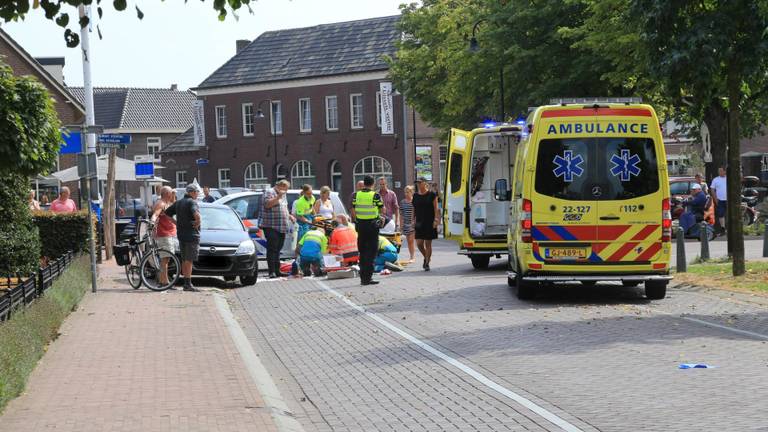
[[535, 138, 659, 201]]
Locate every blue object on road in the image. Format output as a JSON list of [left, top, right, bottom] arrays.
[[678, 363, 716, 369]]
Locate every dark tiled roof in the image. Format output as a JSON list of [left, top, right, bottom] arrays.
[[197, 15, 400, 89], [68, 87, 196, 130], [159, 127, 201, 153]]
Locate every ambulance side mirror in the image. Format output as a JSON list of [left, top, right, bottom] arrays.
[[494, 179, 510, 201]]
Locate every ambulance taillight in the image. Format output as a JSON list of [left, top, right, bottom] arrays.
[[521, 199, 533, 243], [662, 198, 672, 242]]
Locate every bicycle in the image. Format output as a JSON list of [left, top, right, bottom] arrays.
[[122, 219, 181, 291]]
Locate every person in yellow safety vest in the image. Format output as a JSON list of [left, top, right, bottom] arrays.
[[351, 175, 384, 285], [328, 214, 359, 265], [294, 184, 316, 241], [298, 226, 327, 277], [374, 236, 399, 272]]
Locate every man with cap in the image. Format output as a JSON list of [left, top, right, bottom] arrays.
[[686, 182, 707, 221], [165, 183, 202, 291], [351, 175, 384, 285]]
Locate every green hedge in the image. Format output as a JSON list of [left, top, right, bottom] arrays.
[[0, 174, 40, 276], [32, 211, 92, 259], [0, 256, 89, 413]]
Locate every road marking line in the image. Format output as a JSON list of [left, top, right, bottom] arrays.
[[213, 293, 305, 432], [316, 281, 584, 432], [680, 316, 768, 341]]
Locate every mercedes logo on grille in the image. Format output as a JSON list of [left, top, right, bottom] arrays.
[[209, 246, 217, 254], [591, 186, 602, 197]]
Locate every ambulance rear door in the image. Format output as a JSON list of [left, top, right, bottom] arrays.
[[444, 129, 471, 239]]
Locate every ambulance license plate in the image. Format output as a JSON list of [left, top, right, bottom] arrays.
[[544, 248, 588, 260]]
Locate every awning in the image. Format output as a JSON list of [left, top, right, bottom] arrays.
[[50, 155, 168, 183]]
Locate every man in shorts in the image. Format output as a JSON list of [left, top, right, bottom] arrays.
[[165, 184, 202, 291]]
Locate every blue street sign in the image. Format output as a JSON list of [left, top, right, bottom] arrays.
[[135, 162, 154, 179], [196, 158, 209, 166], [60, 131, 81, 154], [98, 134, 131, 145]]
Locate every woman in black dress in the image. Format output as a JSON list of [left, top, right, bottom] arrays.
[[413, 178, 439, 271]]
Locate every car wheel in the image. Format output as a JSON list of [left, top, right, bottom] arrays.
[[470, 255, 490, 269], [645, 280, 667, 300]]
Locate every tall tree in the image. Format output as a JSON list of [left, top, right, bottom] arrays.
[[631, 0, 768, 276]]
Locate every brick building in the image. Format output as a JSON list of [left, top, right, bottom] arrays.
[[164, 16, 441, 197]]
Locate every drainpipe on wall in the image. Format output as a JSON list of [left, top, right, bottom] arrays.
[[402, 95, 409, 188]]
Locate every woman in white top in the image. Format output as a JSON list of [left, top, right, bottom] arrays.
[[313, 186, 335, 220]]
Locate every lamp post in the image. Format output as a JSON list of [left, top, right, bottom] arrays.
[[469, 19, 505, 122], [256, 99, 278, 183]]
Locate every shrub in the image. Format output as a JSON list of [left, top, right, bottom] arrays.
[[0, 256, 89, 413], [32, 211, 93, 259], [0, 174, 40, 276]]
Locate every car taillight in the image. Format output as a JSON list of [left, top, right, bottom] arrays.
[[662, 198, 672, 242], [521, 199, 532, 243]]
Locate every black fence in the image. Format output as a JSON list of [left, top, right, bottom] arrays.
[[0, 251, 75, 322]]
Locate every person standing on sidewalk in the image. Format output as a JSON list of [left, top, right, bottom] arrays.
[[151, 186, 177, 287], [164, 184, 201, 291], [710, 166, 727, 233], [260, 180, 294, 279], [399, 185, 416, 262], [202, 186, 216, 203], [378, 177, 399, 228], [352, 176, 384, 286], [413, 177, 439, 271]]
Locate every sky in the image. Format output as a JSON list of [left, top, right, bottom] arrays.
[[2, 0, 407, 90]]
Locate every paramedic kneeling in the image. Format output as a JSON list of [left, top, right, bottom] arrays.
[[298, 226, 327, 277], [328, 214, 359, 265], [352, 176, 384, 286], [374, 236, 398, 272]]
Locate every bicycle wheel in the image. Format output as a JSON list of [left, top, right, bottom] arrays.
[[125, 251, 142, 289], [140, 248, 181, 291]]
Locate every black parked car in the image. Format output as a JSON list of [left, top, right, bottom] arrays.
[[193, 204, 258, 285]]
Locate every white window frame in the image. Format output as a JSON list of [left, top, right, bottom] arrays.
[[376, 91, 382, 128], [350, 93, 363, 129], [215, 105, 227, 138], [242, 103, 254, 136], [176, 171, 187, 188], [147, 137, 161, 162], [325, 95, 339, 131], [353, 156, 392, 188], [299, 97, 311, 133], [290, 160, 316, 189], [218, 168, 231, 189], [270, 100, 283, 135], [244, 162, 267, 187]]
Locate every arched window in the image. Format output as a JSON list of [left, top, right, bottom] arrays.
[[244, 162, 267, 188], [353, 156, 392, 188], [290, 160, 315, 189], [330, 160, 343, 194], [275, 163, 287, 182]]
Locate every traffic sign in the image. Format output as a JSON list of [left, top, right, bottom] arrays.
[[135, 162, 154, 179], [98, 134, 131, 145], [196, 158, 209, 166]]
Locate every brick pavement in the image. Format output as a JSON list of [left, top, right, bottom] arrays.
[[0, 260, 277, 432], [233, 240, 768, 432]]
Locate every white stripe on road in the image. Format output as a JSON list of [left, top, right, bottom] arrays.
[[213, 293, 305, 432], [680, 316, 768, 341], [316, 281, 584, 432]]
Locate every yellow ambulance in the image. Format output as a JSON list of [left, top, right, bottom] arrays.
[[505, 99, 672, 300], [443, 122, 524, 269]]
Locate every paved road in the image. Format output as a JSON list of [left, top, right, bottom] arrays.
[[230, 240, 768, 432]]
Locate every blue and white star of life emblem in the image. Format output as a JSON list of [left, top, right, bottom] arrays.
[[553, 150, 584, 183], [610, 149, 642, 182]]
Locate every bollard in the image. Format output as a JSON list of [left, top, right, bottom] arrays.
[[700, 221, 710, 261], [676, 227, 687, 273], [763, 220, 768, 258]]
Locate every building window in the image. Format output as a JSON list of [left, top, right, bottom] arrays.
[[325, 96, 339, 131], [353, 156, 392, 188], [330, 160, 342, 194], [271, 101, 282, 135], [299, 98, 311, 133], [242, 103, 254, 136], [218, 168, 231, 188], [244, 162, 267, 188], [176, 171, 187, 188], [290, 160, 316, 189], [215, 105, 227, 138], [350, 93, 363, 129], [376, 91, 382, 128], [275, 163, 287, 181], [147, 137, 161, 161]]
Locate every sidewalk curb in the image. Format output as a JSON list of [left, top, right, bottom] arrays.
[[213, 292, 305, 432]]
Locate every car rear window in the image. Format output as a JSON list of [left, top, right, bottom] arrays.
[[535, 137, 659, 201], [669, 181, 690, 195]]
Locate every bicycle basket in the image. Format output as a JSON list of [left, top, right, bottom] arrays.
[[114, 244, 132, 266]]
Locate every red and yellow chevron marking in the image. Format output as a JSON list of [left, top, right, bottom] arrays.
[[532, 224, 662, 262]]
